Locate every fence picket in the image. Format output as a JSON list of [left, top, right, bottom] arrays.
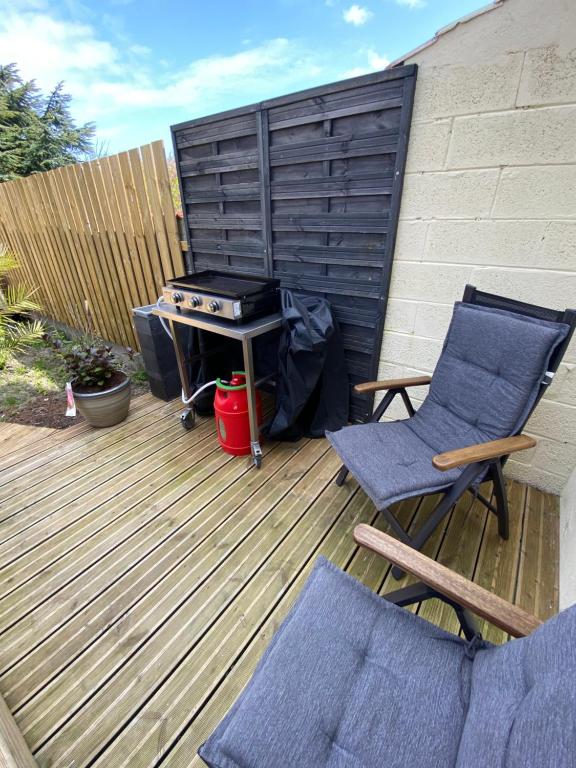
[[141, 143, 174, 281], [106, 154, 149, 307], [117, 151, 157, 305], [0, 142, 183, 348], [128, 148, 166, 295], [151, 140, 183, 278], [97, 159, 141, 310]]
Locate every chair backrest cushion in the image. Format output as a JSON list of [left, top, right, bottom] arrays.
[[457, 604, 576, 767], [409, 303, 569, 453], [199, 557, 471, 768]]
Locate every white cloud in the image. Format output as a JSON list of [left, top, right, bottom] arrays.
[[0, 2, 392, 152], [0, 7, 324, 125], [81, 38, 323, 113], [129, 44, 151, 57], [341, 48, 389, 78], [396, 0, 426, 9], [0, 12, 118, 91], [342, 4, 373, 25], [367, 50, 389, 68], [0, 0, 47, 9]]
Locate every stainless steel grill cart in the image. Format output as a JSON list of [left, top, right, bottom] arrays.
[[152, 304, 281, 468]]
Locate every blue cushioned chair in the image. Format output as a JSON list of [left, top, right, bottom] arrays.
[[199, 527, 576, 768], [328, 286, 575, 577]]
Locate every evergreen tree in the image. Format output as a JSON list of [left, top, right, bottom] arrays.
[[0, 63, 95, 181]]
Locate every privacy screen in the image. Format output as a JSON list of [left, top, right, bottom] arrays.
[[172, 65, 417, 421]]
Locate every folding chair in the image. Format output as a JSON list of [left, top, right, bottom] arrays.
[[199, 527, 576, 768], [327, 285, 575, 577]]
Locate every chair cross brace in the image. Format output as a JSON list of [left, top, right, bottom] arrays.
[[383, 461, 490, 579], [468, 460, 509, 538], [383, 581, 481, 642]]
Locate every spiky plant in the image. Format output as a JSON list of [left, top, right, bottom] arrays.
[[0, 247, 44, 369]]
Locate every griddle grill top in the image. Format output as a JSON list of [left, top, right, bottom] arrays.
[[169, 270, 280, 299]]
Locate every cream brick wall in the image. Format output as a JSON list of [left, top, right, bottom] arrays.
[[380, 0, 576, 495]]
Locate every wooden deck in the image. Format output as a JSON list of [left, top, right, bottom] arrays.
[[0, 393, 559, 767]]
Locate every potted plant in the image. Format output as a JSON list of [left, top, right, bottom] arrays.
[[50, 337, 132, 427]]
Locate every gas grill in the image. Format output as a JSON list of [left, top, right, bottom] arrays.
[[154, 269, 282, 468], [162, 270, 280, 322]]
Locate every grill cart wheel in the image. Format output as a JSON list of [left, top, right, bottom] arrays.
[[180, 408, 195, 430]]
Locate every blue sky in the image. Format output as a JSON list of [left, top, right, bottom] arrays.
[[0, 0, 486, 156]]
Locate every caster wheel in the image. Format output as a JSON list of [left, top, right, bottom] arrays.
[[253, 455, 262, 469], [180, 409, 195, 430]]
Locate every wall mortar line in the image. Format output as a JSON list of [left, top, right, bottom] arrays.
[[514, 50, 528, 107]]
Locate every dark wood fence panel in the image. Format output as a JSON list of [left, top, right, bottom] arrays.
[[174, 109, 267, 276], [172, 67, 417, 421]]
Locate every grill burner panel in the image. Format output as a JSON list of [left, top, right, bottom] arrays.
[[163, 270, 280, 322]]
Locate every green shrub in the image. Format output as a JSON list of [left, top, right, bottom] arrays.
[[45, 331, 134, 392], [0, 247, 44, 365]]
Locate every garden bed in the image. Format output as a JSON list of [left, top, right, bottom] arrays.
[[0, 333, 148, 429]]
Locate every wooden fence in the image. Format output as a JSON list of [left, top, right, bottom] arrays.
[[0, 141, 184, 349]]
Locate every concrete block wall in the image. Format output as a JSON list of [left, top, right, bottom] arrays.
[[380, 0, 576, 494]]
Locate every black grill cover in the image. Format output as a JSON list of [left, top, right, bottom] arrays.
[[266, 290, 349, 441]]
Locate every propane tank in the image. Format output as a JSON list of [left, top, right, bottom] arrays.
[[214, 371, 262, 456]]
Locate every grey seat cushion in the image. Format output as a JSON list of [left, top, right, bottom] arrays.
[[199, 557, 474, 768], [328, 303, 569, 508], [328, 420, 462, 508], [199, 560, 576, 768]]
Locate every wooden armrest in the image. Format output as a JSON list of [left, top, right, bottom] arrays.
[[354, 525, 542, 638], [432, 434, 536, 471], [354, 376, 432, 394]]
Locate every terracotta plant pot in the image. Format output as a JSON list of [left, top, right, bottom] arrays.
[[73, 374, 131, 427]]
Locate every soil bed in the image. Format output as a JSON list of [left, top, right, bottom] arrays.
[[1, 336, 148, 429]]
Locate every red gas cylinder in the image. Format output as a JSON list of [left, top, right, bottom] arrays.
[[214, 371, 262, 456]]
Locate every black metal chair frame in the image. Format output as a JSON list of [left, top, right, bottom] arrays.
[[384, 581, 480, 641], [336, 285, 576, 579]]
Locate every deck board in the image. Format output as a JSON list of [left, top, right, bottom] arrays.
[[0, 394, 560, 767]]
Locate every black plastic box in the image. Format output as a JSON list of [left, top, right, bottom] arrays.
[[132, 305, 183, 401]]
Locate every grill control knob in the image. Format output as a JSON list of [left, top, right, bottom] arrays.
[[208, 300, 221, 313], [189, 295, 202, 308], [171, 291, 184, 304]]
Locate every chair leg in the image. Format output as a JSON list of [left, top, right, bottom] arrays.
[[379, 507, 413, 544], [489, 460, 509, 540], [377, 508, 415, 580], [383, 463, 487, 580], [387, 493, 459, 578], [335, 465, 349, 486]]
